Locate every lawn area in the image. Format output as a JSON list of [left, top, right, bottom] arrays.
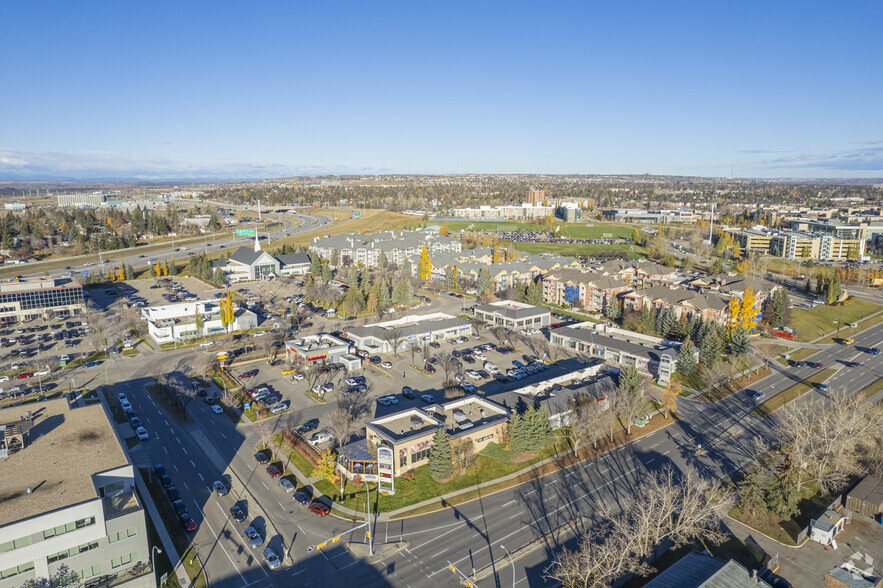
[[267, 209, 412, 252], [790, 299, 883, 341], [513, 241, 648, 259], [861, 377, 883, 400], [440, 220, 550, 233], [776, 346, 818, 366], [271, 433, 316, 478], [315, 446, 560, 515], [699, 367, 772, 402], [729, 478, 834, 546], [673, 371, 707, 392], [817, 312, 883, 344], [441, 220, 640, 241], [752, 368, 835, 417]]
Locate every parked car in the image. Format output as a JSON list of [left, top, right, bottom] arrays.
[[266, 465, 282, 478], [240, 370, 258, 379], [254, 451, 270, 464], [296, 419, 319, 435], [308, 432, 333, 446], [808, 362, 823, 369], [380, 361, 393, 369], [270, 402, 289, 415], [166, 486, 180, 501], [308, 502, 330, 516], [420, 394, 434, 403], [230, 504, 247, 522], [292, 372, 305, 380], [212, 480, 228, 496], [293, 491, 311, 505], [179, 513, 197, 532], [245, 526, 263, 548], [135, 427, 149, 441], [262, 546, 281, 570], [278, 478, 295, 492], [401, 386, 416, 399], [211, 404, 224, 414]]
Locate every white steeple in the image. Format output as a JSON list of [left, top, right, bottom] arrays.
[[254, 230, 261, 252]]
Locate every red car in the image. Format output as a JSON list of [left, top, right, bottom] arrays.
[[239, 370, 258, 379], [179, 513, 197, 532], [266, 465, 282, 478], [808, 362, 823, 369], [14, 372, 31, 379], [308, 502, 330, 516]]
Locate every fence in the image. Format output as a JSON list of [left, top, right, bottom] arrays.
[[795, 494, 844, 545]]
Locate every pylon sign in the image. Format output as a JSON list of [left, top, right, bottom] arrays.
[[377, 445, 395, 495]]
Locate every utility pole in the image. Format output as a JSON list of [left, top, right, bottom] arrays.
[[366, 479, 373, 555]]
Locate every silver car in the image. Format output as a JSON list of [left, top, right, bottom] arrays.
[[262, 547, 281, 569], [245, 526, 263, 548]]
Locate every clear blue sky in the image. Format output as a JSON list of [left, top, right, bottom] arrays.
[[2, 1, 881, 180]]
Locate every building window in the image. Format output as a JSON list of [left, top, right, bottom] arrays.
[[411, 448, 430, 463], [43, 516, 96, 539], [47, 541, 99, 564], [107, 527, 137, 543], [0, 562, 34, 580], [79, 565, 102, 580], [111, 551, 139, 569], [100, 481, 125, 496], [0, 536, 31, 553]]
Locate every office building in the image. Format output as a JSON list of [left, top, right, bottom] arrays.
[[56, 194, 106, 208], [472, 300, 551, 331], [284, 333, 353, 366], [0, 400, 151, 588], [141, 300, 258, 344], [0, 277, 84, 324], [345, 312, 472, 353]]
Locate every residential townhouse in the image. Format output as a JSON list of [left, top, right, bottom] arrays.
[[309, 230, 461, 268], [594, 260, 680, 289]]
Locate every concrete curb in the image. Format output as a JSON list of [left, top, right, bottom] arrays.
[[724, 516, 808, 549]]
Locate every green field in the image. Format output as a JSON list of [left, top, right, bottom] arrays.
[[513, 241, 648, 259], [442, 219, 639, 240], [790, 299, 883, 342]]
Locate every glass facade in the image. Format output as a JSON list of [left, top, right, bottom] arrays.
[[0, 285, 83, 313]]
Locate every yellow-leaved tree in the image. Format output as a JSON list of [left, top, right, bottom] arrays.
[[727, 297, 743, 338], [418, 244, 432, 281], [739, 287, 757, 331]]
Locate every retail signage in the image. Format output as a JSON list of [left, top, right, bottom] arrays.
[[377, 446, 395, 494]]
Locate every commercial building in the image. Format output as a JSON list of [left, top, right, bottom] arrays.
[[473, 300, 550, 331], [276, 253, 311, 276], [141, 300, 258, 344], [3, 203, 26, 211], [345, 312, 472, 353], [363, 395, 510, 475], [212, 237, 312, 282], [601, 208, 695, 224], [0, 400, 151, 588], [0, 277, 84, 323], [309, 230, 460, 268], [284, 333, 352, 366], [56, 194, 106, 208], [549, 322, 684, 383]]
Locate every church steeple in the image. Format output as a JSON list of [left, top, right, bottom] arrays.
[[254, 230, 261, 252]]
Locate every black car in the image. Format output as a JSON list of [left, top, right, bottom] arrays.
[[159, 474, 173, 489], [429, 341, 440, 348], [172, 500, 189, 516], [401, 386, 416, 399], [369, 356, 382, 364], [254, 450, 270, 464], [155, 464, 167, 477], [166, 485, 180, 501], [296, 419, 319, 435], [230, 504, 247, 523], [425, 364, 436, 374]]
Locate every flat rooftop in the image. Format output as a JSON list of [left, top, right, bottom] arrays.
[[0, 400, 128, 526]]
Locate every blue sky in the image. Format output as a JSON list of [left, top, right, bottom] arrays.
[[1, 1, 881, 180]]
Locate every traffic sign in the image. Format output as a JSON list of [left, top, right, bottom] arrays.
[[236, 229, 256, 237], [83, 270, 89, 276], [160, 573, 168, 585]]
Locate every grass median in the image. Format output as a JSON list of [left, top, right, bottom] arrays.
[[752, 368, 835, 417], [861, 377, 883, 400], [817, 312, 883, 344]]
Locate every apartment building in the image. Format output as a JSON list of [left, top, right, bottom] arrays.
[[727, 227, 866, 261], [450, 203, 555, 221], [0, 401, 151, 588], [309, 230, 461, 268], [542, 268, 631, 311]]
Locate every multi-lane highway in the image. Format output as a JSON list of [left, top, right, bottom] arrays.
[[15, 209, 333, 281]]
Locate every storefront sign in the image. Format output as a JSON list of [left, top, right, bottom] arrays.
[[306, 354, 327, 362], [377, 446, 395, 495]]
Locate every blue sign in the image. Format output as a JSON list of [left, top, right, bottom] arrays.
[[83, 270, 90, 277], [244, 402, 251, 410], [564, 285, 579, 304]]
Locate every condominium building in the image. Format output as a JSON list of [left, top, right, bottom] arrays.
[[0, 401, 151, 588], [526, 189, 546, 205], [450, 203, 555, 221], [542, 269, 632, 311], [727, 227, 866, 261], [0, 277, 84, 324], [309, 230, 460, 268]]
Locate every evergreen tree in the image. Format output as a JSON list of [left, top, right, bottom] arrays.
[[826, 272, 841, 304], [1, 231, 13, 250], [212, 267, 226, 287], [659, 308, 676, 338], [765, 455, 800, 519], [639, 305, 654, 333], [376, 282, 392, 313], [729, 327, 750, 356], [699, 328, 722, 365], [378, 250, 389, 268], [689, 315, 703, 343], [617, 364, 642, 395], [167, 257, 177, 275], [677, 339, 698, 374], [392, 279, 413, 306], [528, 406, 553, 451], [737, 473, 768, 518], [320, 262, 332, 282], [508, 413, 531, 454], [525, 280, 544, 306], [127, 263, 136, 279], [604, 297, 621, 320], [310, 254, 322, 276], [477, 268, 493, 296], [347, 268, 358, 287], [427, 429, 453, 481]]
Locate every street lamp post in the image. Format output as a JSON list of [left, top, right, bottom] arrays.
[[151, 546, 163, 586], [500, 544, 515, 588], [366, 481, 373, 555]]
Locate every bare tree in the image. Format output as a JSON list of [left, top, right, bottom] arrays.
[[380, 327, 404, 357], [565, 395, 606, 454], [407, 342, 419, 367], [469, 317, 485, 338], [435, 351, 457, 385], [326, 407, 358, 448], [525, 334, 546, 357], [777, 388, 883, 493], [491, 326, 508, 347], [451, 438, 476, 475], [169, 376, 198, 418], [545, 521, 639, 588], [615, 382, 648, 435]]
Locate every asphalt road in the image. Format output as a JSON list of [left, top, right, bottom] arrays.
[[15, 210, 333, 280]]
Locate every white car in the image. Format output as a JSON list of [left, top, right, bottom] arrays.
[[199, 341, 213, 347], [0, 376, 9, 383], [120, 399, 132, 411], [135, 427, 149, 441], [466, 370, 481, 380], [380, 361, 393, 369], [292, 372, 304, 381], [252, 331, 267, 338], [308, 432, 333, 446], [377, 396, 393, 406], [311, 384, 323, 395], [211, 404, 224, 414], [34, 370, 51, 377]]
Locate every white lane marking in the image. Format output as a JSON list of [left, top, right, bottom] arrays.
[[431, 549, 448, 558], [198, 473, 204, 482], [509, 511, 524, 520], [194, 503, 248, 583], [182, 481, 188, 490], [164, 419, 169, 426], [182, 447, 188, 455], [645, 458, 656, 465], [501, 500, 516, 508], [190, 460, 196, 468], [173, 464, 179, 472], [525, 489, 537, 496], [410, 515, 484, 551], [662, 450, 671, 456], [545, 480, 557, 486], [220, 431, 226, 439]]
